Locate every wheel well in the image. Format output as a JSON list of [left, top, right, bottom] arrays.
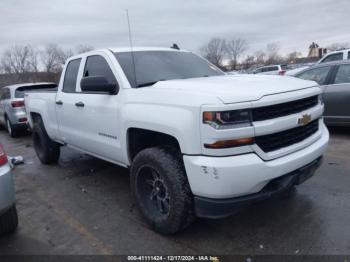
[[30, 112, 42, 124], [128, 128, 181, 161]]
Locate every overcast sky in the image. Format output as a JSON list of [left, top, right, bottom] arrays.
[[1, 0, 349, 57]]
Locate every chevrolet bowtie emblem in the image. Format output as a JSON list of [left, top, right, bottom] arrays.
[[298, 114, 312, 125]]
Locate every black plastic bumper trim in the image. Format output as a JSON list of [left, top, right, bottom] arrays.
[[194, 156, 323, 219]]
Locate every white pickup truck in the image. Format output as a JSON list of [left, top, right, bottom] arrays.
[[25, 47, 329, 234]]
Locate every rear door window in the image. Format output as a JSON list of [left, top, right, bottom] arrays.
[[334, 64, 350, 84], [296, 66, 332, 85], [63, 59, 81, 93], [1, 88, 11, 99], [321, 53, 343, 63], [264, 66, 278, 72], [348, 51, 350, 60]]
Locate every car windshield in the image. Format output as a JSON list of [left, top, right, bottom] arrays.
[[114, 51, 224, 88]]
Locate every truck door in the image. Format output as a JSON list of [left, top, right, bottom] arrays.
[[55, 58, 84, 146], [57, 53, 123, 163]]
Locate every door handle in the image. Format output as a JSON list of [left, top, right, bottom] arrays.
[[55, 100, 63, 105], [75, 102, 85, 107]]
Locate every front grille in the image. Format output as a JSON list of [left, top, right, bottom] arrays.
[[252, 96, 318, 122], [255, 120, 319, 153]]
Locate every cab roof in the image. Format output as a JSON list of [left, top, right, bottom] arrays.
[[108, 46, 188, 53]]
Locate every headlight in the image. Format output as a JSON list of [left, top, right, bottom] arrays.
[[203, 109, 252, 129]]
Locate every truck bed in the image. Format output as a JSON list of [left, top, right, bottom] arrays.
[[24, 91, 60, 141]]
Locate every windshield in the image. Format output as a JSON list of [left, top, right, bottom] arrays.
[[114, 51, 224, 88]]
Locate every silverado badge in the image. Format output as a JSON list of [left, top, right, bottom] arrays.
[[298, 114, 312, 126]]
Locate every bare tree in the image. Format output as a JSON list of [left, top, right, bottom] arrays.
[[0, 45, 38, 77], [61, 48, 74, 64], [242, 55, 255, 70], [226, 38, 248, 70], [266, 42, 281, 64], [75, 44, 94, 54], [40, 44, 66, 73], [286, 51, 302, 62], [200, 38, 227, 68], [326, 42, 350, 51], [254, 50, 266, 65]]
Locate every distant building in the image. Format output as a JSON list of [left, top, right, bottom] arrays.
[[308, 42, 327, 58]]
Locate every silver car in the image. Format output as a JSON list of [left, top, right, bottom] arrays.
[[253, 64, 290, 75], [0, 144, 18, 235], [295, 60, 350, 126], [0, 82, 57, 137]]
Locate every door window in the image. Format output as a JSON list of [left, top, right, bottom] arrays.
[[296, 66, 332, 85], [83, 55, 116, 90], [0, 88, 11, 99], [321, 53, 343, 63], [334, 64, 350, 84], [348, 51, 350, 60], [63, 59, 81, 93], [262, 66, 278, 72]]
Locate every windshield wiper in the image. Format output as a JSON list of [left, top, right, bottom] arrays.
[[137, 80, 165, 88]]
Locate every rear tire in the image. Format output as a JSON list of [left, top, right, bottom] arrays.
[[0, 205, 18, 235], [32, 118, 60, 164], [130, 146, 195, 234], [6, 118, 18, 138]]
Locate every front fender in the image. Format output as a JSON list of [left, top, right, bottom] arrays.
[[121, 103, 201, 163]]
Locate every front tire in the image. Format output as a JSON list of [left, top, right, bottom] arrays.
[[32, 118, 60, 164], [130, 147, 195, 234], [0, 205, 18, 235]]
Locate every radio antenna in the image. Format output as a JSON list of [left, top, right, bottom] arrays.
[[126, 9, 138, 87]]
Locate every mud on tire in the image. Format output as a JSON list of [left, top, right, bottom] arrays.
[[130, 146, 195, 234], [32, 117, 60, 164]]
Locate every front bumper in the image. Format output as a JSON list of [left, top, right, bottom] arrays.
[[0, 164, 16, 215], [194, 157, 322, 218], [183, 123, 328, 199]]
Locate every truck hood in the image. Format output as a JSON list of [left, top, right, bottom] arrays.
[[152, 75, 318, 104]]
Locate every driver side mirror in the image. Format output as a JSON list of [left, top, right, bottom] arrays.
[[80, 76, 119, 95]]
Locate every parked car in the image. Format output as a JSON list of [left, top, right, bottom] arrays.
[[0, 144, 18, 235], [0, 83, 57, 137], [318, 49, 350, 64], [295, 60, 350, 126], [227, 70, 239, 75], [253, 64, 290, 75], [25, 47, 328, 234], [286, 66, 310, 76]]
